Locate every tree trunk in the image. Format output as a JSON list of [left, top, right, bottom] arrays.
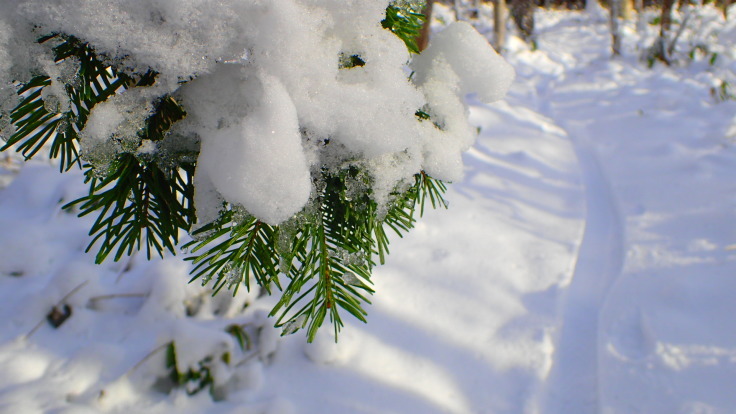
[[453, 0, 463, 20], [610, 0, 622, 55], [417, 0, 435, 52], [494, 0, 507, 51], [661, 0, 675, 36], [634, 0, 644, 33], [667, 3, 692, 56], [651, 0, 675, 64], [510, 0, 535, 43], [620, 0, 633, 20], [720, 0, 730, 19]]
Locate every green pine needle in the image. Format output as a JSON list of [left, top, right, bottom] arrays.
[[1, 35, 137, 171], [382, 2, 427, 54], [66, 155, 195, 263], [0, 1, 451, 343], [3, 35, 196, 265], [189, 166, 447, 342], [185, 211, 281, 296]]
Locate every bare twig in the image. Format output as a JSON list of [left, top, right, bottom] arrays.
[[234, 351, 261, 367], [25, 280, 89, 339], [667, 7, 693, 56], [115, 252, 137, 284], [88, 293, 148, 302], [124, 342, 171, 377]]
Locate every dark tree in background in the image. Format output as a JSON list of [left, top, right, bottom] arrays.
[[418, 0, 436, 51], [494, 0, 508, 51], [511, 0, 536, 44]]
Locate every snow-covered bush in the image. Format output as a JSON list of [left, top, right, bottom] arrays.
[[0, 0, 514, 340]]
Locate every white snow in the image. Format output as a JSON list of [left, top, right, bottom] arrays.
[[5, 0, 515, 226], [195, 71, 312, 226], [1, 2, 736, 414], [412, 21, 515, 103], [81, 100, 128, 145], [411, 21, 515, 181]]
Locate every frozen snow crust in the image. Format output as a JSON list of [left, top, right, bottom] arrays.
[[2, 0, 513, 226]]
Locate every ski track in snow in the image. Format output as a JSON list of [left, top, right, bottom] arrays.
[[528, 9, 736, 413], [540, 121, 625, 413], [522, 16, 628, 413]]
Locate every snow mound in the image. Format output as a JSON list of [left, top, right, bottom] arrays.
[[413, 21, 516, 104], [3, 0, 515, 225]]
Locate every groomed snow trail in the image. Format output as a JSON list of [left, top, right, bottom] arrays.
[[509, 13, 628, 413], [524, 9, 736, 413], [540, 126, 625, 413]]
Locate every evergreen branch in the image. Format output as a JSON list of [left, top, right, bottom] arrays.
[[188, 167, 447, 342], [0, 35, 139, 171], [416, 170, 449, 215], [272, 167, 379, 342], [185, 212, 281, 296], [383, 2, 427, 54], [0, 76, 81, 170], [373, 171, 447, 263], [2, 5, 457, 344], [144, 96, 187, 142], [38, 41, 190, 264], [65, 154, 195, 263]]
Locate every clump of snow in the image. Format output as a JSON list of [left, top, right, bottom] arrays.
[[0, 345, 48, 386], [413, 21, 516, 103], [18, 0, 247, 91], [0, 18, 11, 77], [196, 71, 312, 226], [79, 90, 155, 173], [135, 259, 197, 320], [81, 101, 127, 145], [303, 325, 358, 365], [95, 376, 142, 411], [3, 0, 515, 225], [38, 56, 78, 114], [258, 320, 282, 361], [409, 21, 515, 181], [228, 360, 264, 393], [0, 17, 15, 137], [172, 321, 234, 388], [417, 59, 474, 181], [191, 169, 225, 232]]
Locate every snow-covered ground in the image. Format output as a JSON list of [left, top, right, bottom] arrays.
[[2, 4, 736, 413]]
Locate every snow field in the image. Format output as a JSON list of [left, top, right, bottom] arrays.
[[1, 3, 736, 414]]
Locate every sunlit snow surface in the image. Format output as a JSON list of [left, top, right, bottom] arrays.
[[2, 4, 736, 413], [3, 0, 513, 226]]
